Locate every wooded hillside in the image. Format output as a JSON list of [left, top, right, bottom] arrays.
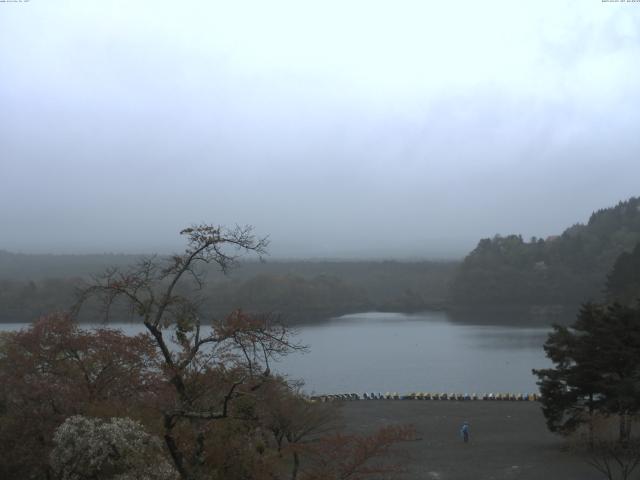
[[452, 197, 640, 306]]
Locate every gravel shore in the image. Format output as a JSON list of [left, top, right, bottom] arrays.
[[340, 400, 602, 480]]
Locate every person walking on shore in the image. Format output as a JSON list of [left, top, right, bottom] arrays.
[[460, 421, 470, 443]]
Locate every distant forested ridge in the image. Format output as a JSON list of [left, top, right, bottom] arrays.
[[0, 251, 142, 280], [5, 196, 639, 322], [0, 256, 456, 323], [452, 197, 640, 306]]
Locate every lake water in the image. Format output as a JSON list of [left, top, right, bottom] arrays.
[[0, 311, 551, 395]]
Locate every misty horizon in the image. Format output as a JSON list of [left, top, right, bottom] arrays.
[[0, 196, 630, 260], [1, 1, 639, 258]]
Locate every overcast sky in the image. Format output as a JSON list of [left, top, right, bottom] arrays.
[[1, 1, 639, 258]]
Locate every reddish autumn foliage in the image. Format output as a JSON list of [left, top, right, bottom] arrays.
[[0, 314, 415, 480], [0, 313, 162, 479], [296, 425, 417, 480], [1, 226, 416, 480]]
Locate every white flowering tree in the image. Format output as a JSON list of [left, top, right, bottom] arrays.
[[50, 415, 178, 480]]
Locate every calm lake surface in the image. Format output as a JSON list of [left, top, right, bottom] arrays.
[[1, 311, 551, 395]]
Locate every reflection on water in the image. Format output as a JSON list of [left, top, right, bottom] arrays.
[[275, 311, 551, 394], [270, 312, 549, 393], [448, 305, 577, 326], [0, 311, 552, 394], [459, 327, 549, 350]]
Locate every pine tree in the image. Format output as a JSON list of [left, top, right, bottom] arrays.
[[534, 303, 640, 443]]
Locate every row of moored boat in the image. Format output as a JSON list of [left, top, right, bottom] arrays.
[[310, 392, 540, 402]]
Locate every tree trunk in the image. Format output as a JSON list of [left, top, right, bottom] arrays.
[[164, 414, 189, 479], [619, 413, 630, 444], [291, 451, 300, 480], [625, 413, 632, 441], [588, 398, 594, 450]]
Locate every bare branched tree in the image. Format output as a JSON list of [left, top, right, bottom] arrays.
[[297, 424, 417, 480], [586, 439, 640, 480], [259, 379, 340, 479], [73, 224, 305, 480]]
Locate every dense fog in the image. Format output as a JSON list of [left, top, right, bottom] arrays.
[[1, 1, 639, 257]]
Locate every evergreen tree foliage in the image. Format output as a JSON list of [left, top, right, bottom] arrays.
[[453, 197, 640, 306], [533, 302, 640, 441], [606, 242, 640, 306]]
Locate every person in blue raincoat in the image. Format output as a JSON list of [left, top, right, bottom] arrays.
[[460, 421, 470, 443]]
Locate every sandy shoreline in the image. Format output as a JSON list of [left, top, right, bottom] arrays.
[[339, 401, 602, 480]]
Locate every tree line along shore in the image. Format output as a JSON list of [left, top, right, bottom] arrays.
[[1, 196, 639, 325]]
